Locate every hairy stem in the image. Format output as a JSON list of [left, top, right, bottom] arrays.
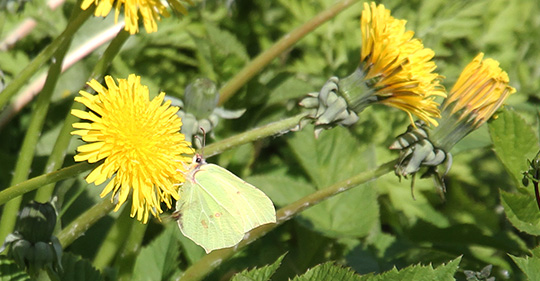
[[57, 199, 116, 247], [204, 113, 308, 158]]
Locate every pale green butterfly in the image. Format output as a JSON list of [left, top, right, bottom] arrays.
[[176, 154, 276, 253]]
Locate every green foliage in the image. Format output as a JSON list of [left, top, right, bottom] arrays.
[[1, 0, 540, 280], [230, 253, 286, 281], [132, 225, 182, 281], [58, 253, 104, 281], [0, 256, 31, 281], [489, 109, 539, 187]]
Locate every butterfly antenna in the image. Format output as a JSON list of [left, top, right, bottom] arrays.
[[199, 127, 206, 156]]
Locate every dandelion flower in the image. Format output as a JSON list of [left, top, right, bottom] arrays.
[[340, 2, 445, 126], [431, 53, 516, 150], [81, 0, 192, 34], [71, 74, 193, 223]]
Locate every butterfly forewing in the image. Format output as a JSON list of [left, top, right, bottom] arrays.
[[175, 158, 276, 253], [199, 164, 276, 232]]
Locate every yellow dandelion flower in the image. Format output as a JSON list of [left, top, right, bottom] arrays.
[[71, 74, 193, 223], [341, 2, 445, 126], [81, 0, 192, 34], [431, 53, 516, 150]]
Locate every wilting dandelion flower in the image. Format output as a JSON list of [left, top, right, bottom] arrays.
[[71, 74, 193, 223], [430, 52, 516, 150], [81, 0, 192, 34], [391, 53, 516, 191]]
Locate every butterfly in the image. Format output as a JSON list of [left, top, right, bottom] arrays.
[[176, 154, 276, 253]]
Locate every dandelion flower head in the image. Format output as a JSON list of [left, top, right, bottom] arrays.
[[81, 0, 192, 34], [71, 74, 193, 223], [360, 2, 446, 126]]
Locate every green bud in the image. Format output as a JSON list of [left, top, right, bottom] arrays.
[[17, 201, 57, 244], [184, 78, 219, 119]]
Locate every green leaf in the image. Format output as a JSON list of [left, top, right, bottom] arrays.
[[489, 109, 539, 187], [274, 126, 379, 237], [290, 262, 362, 281], [132, 225, 182, 281], [500, 190, 540, 235], [510, 246, 540, 280], [205, 21, 249, 62], [230, 253, 286, 281], [59, 252, 104, 281], [358, 256, 462, 281], [0, 256, 31, 281]]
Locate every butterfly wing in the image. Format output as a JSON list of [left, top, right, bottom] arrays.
[[176, 163, 276, 253], [176, 173, 244, 253], [199, 164, 276, 233]]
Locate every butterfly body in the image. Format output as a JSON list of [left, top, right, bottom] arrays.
[[176, 155, 276, 253]]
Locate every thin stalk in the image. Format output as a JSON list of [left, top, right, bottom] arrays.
[[93, 204, 132, 269], [33, 100, 83, 203], [0, 162, 96, 206], [116, 220, 148, 281], [34, 28, 131, 203], [204, 113, 308, 158], [218, 0, 359, 105], [0, 5, 94, 110], [0, 24, 74, 242], [179, 159, 397, 281], [57, 198, 116, 247]]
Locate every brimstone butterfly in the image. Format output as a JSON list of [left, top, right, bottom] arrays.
[[176, 154, 276, 253]]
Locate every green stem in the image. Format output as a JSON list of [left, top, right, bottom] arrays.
[[0, 23, 75, 242], [0, 162, 96, 206], [57, 198, 116, 247], [34, 29, 131, 203], [217, 0, 359, 105], [0, 6, 94, 110], [116, 220, 148, 281], [179, 159, 397, 281], [204, 113, 308, 158], [93, 204, 132, 269], [33, 100, 83, 203]]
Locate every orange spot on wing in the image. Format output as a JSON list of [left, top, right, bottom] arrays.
[[201, 219, 208, 229]]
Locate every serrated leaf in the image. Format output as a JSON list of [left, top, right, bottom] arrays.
[[275, 126, 379, 237], [0, 256, 31, 281], [489, 109, 539, 186], [205, 22, 249, 61], [230, 253, 286, 281], [132, 225, 182, 281], [500, 190, 540, 235], [509, 246, 540, 281], [291, 262, 361, 281], [59, 252, 104, 281], [358, 256, 462, 281]]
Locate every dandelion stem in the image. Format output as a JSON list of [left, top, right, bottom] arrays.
[[117, 221, 148, 281], [34, 29, 131, 203], [0, 21, 75, 242], [93, 205, 132, 269], [179, 159, 397, 281], [217, 0, 359, 105], [203, 113, 308, 158], [57, 199, 116, 247], [0, 162, 96, 206], [0, 5, 94, 110]]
